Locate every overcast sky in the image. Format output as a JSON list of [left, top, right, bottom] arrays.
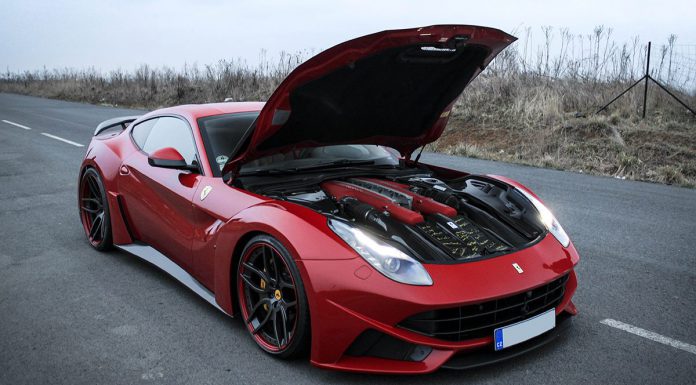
[[1, 0, 694, 72]]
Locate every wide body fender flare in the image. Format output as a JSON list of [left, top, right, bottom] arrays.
[[211, 201, 357, 316]]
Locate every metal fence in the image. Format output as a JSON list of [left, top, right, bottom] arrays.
[[597, 42, 695, 117]]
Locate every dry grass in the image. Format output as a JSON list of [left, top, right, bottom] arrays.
[[434, 72, 696, 187], [0, 54, 302, 108], [1, 27, 695, 186]]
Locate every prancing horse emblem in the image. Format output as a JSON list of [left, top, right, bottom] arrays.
[[512, 263, 523, 274], [200, 185, 213, 201]]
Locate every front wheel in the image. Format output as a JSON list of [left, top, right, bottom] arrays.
[[237, 235, 310, 358], [78, 167, 113, 251]]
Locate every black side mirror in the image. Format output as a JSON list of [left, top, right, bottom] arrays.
[[148, 147, 199, 172]]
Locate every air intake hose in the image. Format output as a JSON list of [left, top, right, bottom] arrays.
[[340, 197, 389, 233], [419, 187, 460, 209]]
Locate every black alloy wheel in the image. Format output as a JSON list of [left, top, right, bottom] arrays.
[[79, 168, 112, 250], [237, 235, 310, 358]]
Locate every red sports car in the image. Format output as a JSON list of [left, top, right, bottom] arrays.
[[78, 25, 579, 374]]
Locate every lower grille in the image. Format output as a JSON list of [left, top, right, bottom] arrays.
[[399, 274, 569, 341], [345, 329, 432, 362]]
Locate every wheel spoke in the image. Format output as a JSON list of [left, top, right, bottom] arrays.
[[251, 306, 273, 335], [271, 307, 282, 347], [261, 246, 270, 276], [240, 273, 268, 294], [99, 212, 107, 239], [279, 304, 290, 346], [262, 247, 278, 286], [81, 197, 101, 206], [283, 300, 297, 308], [242, 262, 270, 283], [86, 176, 100, 198], [278, 277, 294, 290], [271, 255, 280, 285], [89, 214, 103, 239], [245, 297, 271, 324], [81, 205, 100, 214]]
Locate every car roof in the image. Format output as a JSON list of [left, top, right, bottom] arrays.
[[149, 102, 265, 121]]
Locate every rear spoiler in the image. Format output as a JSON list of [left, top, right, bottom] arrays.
[[94, 116, 141, 136]]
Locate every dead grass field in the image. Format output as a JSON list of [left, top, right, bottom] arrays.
[[436, 73, 696, 187], [2, 27, 695, 186]]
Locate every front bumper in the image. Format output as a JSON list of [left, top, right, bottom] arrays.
[[298, 234, 580, 374]]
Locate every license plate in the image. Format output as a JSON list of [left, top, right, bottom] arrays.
[[494, 308, 555, 351]]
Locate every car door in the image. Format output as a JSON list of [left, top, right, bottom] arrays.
[[118, 116, 202, 270]]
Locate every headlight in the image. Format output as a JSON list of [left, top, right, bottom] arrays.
[[328, 219, 433, 286], [517, 188, 570, 247]]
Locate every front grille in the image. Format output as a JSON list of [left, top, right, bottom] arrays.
[[399, 274, 569, 341]]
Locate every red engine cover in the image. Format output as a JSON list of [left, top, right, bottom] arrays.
[[321, 180, 425, 225], [359, 178, 458, 218], [321, 178, 458, 224]]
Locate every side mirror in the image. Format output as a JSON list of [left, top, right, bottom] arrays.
[[148, 147, 199, 172]]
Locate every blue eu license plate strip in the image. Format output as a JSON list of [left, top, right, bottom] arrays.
[[494, 308, 556, 351]]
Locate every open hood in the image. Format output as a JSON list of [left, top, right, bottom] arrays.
[[227, 25, 515, 172]]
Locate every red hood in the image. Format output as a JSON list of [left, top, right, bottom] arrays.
[[226, 25, 515, 172]]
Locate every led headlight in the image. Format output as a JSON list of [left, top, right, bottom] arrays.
[[517, 188, 570, 247], [328, 219, 433, 286]]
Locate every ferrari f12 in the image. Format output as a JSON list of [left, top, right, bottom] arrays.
[[78, 25, 579, 374]]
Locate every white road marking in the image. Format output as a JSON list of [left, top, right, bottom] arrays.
[[2, 119, 32, 130], [40, 132, 84, 147], [601, 318, 696, 355]]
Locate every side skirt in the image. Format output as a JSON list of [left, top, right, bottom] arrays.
[[116, 243, 230, 316]]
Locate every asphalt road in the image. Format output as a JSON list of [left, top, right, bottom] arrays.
[[1, 92, 695, 384]]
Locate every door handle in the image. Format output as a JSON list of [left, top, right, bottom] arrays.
[[119, 165, 130, 175]]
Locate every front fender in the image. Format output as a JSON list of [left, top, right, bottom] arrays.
[[487, 174, 580, 265], [212, 200, 357, 315]]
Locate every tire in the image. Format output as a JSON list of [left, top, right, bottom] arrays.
[[236, 235, 310, 359], [78, 167, 113, 251]]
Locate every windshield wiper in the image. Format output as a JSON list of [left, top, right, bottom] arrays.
[[295, 159, 376, 171], [239, 159, 377, 177], [238, 168, 291, 176]]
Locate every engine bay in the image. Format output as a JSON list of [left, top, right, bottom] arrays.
[[240, 171, 547, 263]]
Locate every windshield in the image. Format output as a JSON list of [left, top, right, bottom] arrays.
[[240, 145, 399, 173], [198, 112, 260, 176]]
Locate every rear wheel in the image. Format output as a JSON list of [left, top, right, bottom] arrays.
[[79, 168, 112, 251], [237, 235, 310, 358]]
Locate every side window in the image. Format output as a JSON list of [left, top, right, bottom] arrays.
[[131, 118, 157, 149], [141, 117, 198, 164]]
